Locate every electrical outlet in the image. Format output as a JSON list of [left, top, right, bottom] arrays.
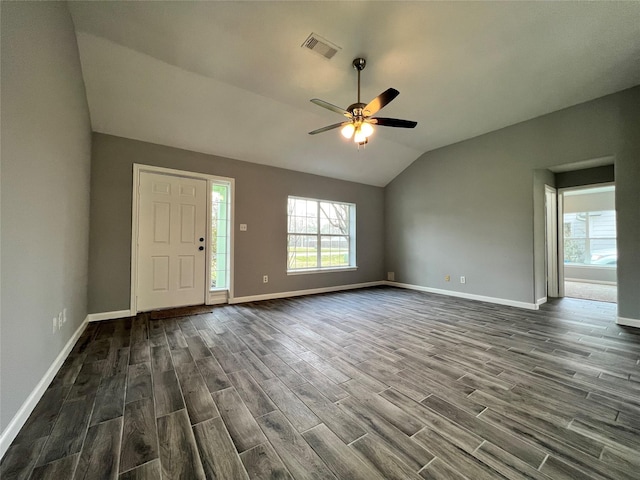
[[52, 317, 57, 333], [62, 308, 67, 324], [387, 272, 395, 281], [240, 224, 247, 231], [445, 275, 450, 282], [263, 275, 268, 283], [460, 276, 466, 284]]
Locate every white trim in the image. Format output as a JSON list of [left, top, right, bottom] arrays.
[[0, 317, 89, 460], [386, 281, 539, 310], [229, 281, 385, 304], [557, 192, 565, 297], [208, 290, 229, 305], [537, 297, 548, 306], [287, 266, 358, 275], [228, 182, 235, 302], [86, 310, 133, 322], [617, 317, 640, 328], [544, 185, 559, 298], [131, 164, 235, 314]]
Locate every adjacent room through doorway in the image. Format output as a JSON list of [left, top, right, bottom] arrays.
[[561, 184, 617, 303]]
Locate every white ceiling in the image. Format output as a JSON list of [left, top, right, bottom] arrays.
[[69, 1, 640, 187]]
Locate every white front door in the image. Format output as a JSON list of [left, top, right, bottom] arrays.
[[137, 172, 207, 311]]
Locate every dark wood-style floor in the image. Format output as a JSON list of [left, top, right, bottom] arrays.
[[2, 287, 639, 480]]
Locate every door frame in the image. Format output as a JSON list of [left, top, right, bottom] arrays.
[[557, 190, 565, 297], [130, 163, 235, 314], [544, 185, 560, 298]]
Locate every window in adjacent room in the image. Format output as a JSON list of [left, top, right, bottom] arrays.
[[287, 196, 356, 273], [563, 186, 617, 268]]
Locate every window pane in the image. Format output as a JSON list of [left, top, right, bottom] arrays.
[[563, 209, 616, 267], [319, 202, 348, 235], [564, 238, 588, 264], [320, 235, 349, 267], [287, 234, 318, 269], [288, 198, 317, 234], [211, 183, 229, 289]]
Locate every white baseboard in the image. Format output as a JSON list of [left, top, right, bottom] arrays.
[[86, 309, 132, 322], [617, 316, 640, 328], [0, 317, 89, 460], [385, 281, 539, 310], [229, 281, 386, 304], [537, 297, 548, 306]]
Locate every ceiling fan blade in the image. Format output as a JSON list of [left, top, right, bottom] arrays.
[[370, 117, 417, 128], [310, 99, 352, 117], [363, 88, 399, 116], [309, 121, 349, 135]]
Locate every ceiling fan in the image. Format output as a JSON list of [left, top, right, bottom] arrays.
[[308, 58, 417, 147]]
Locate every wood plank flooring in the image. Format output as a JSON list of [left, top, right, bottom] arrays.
[[2, 286, 640, 479]]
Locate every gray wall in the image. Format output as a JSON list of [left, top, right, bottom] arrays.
[[1, 2, 92, 432], [89, 134, 385, 313], [556, 165, 615, 189], [563, 189, 615, 213], [616, 93, 640, 320], [565, 266, 616, 284], [385, 86, 640, 320]]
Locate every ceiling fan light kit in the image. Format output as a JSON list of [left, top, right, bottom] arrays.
[[309, 58, 417, 148], [341, 123, 355, 139]]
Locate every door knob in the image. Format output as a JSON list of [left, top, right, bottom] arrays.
[[199, 246, 204, 251]]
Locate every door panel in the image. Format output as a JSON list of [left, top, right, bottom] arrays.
[[180, 204, 196, 243], [138, 172, 207, 311], [152, 256, 170, 291], [178, 256, 196, 289], [153, 202, 171, 243]]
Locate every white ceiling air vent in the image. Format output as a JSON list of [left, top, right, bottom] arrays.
[[302, 33, 341, 60]]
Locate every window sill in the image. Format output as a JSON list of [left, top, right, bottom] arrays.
[[287, 266, 358, 276]]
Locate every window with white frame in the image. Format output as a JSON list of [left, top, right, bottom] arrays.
[[210, 182, 231, 289], [562, 186, 617, 268], [287, 196, 356, 272]]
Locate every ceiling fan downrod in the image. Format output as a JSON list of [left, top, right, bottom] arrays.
[[353, 58, 366, 105]]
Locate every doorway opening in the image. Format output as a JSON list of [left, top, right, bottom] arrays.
[[561, 184, 617, 303]]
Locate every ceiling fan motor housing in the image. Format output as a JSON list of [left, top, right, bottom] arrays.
[[352, 58, 366, 71], [347, 103, 367, 120]]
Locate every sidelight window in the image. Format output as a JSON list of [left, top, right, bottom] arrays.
[[211, 183, 231, 289]]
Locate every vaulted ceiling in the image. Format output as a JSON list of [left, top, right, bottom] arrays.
[[69, 1, 640, 186]]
